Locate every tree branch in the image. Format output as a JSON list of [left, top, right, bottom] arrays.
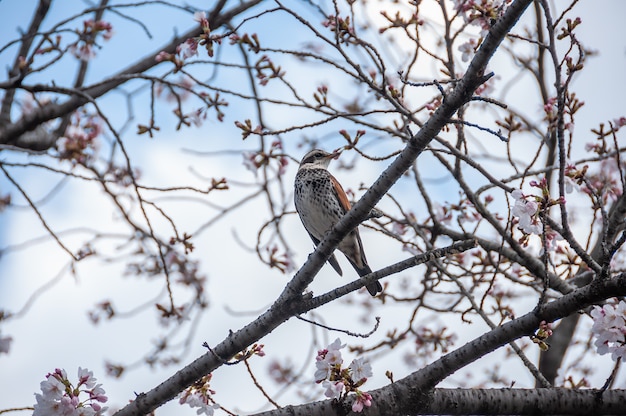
[[253, 388, 626, 415], [0, 0, 51, 127], [0, 0, 264, 147], [253, 273, 626, 415]]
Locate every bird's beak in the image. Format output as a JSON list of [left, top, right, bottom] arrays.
[[328, 150, 342, 160]]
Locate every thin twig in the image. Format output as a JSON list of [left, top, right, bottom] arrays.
[[0, 164, 78, 260]]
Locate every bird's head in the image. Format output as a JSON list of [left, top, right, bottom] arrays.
[[299, 149, 341, 169]]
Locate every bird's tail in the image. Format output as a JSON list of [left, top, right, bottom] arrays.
[[349, 261, 382, 296], [327, 253, 343, 276]]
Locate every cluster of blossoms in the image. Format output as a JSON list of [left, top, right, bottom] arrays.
[[57, 111, 103, 164], [187, 11, 222, 57], [70, 19, 113, 61], [458, 37, 478, 62], [178, 374, 220, 416], [591, 301, 626, 361], [33, 368, 107, 416], [315, 338, 374, 413], [157, 11, 222, 69], [511, 186, 565, 252], [511, 189, 541, 235], [35, 19, 112, 62]]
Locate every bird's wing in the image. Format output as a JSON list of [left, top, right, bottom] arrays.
[[329, 173, 368, 265], [328, 172, 381, 296], [329, 174, 351, 214]]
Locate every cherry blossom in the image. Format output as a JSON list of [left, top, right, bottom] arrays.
[[352, 391, 373, 412], [194, 11, 210, 31], [33, 368, 108, 416], [458, 38, 478, 62], [325, 338, 345, 364], [322, 380, 344, 399], [315, 338, 345, 382], [511, 189, 542, 234], [349, 358, 373, 382], [70, 19, 113, 61], [155, 51, 172, 62], [177, 38, 199, 59], [591, 301, 626, 361], [613, 116, 626, 129], [69, 43, 96, 61], [242, 142, 289, 177], [57, 112, 103, 164], [314, 359, 332, 383], [178, 373, 220, 415], [179, 391, 220, 415], [313, 338, 374, 412], [39, 375, 64, 398]]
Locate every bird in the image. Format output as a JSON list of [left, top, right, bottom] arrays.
[[294, 149, 383, 296]]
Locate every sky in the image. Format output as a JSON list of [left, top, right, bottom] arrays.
[[1, 0, 626, 414]]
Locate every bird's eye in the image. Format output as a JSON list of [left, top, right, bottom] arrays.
[[302, 150, 328, 165]]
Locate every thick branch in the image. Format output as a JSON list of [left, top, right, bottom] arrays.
[[426, 388, 626, 415], [254, 388, 626, 415], [252, 273, 626, 416]]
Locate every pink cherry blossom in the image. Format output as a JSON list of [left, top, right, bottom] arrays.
[[179, 391, 220, 415], [349, 358, 373, 382], [458, 38, 477, 62], [351, 391, 373, 412], [591, 301, 626, 361], [33, 367, 108, 416], [314, 359, 331, 382], [177, 38, 199, 59], [511, 190, 542, 234], [322, 380, 344, 399], [178, 373, 219, 415]]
